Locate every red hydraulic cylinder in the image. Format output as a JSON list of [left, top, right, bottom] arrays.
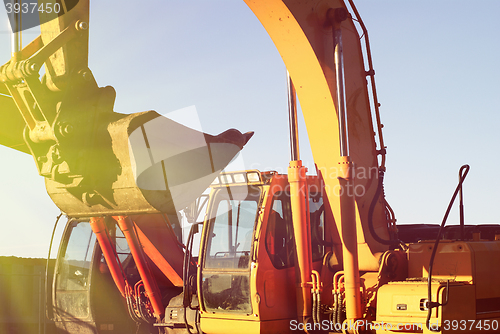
[[113, 216, 165, 320], [338, 157, 362, 322], [288, 160, 313, 323], [133, 223, 183, 287], [89, 217, 127, 297]]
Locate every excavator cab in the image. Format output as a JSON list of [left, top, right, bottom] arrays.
[[197, 170, 327, 333], [52, 219, 133, 333], [51, 214, 186, 334]]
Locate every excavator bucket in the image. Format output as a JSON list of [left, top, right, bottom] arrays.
[[129, 115, 253, 214], [46, 107, 252, 217]]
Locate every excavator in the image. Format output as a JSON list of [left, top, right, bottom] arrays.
[[1, 1, 499, 333]]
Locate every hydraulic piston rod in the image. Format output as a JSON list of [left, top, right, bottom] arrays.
[[287, 71, 313, 323], [288, 71, 300, 161], [9, 0, 22, 60], [329, 7, 363, 324]]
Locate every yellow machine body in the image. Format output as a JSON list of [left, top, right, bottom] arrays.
[[376, 240, 500, 333], [1, 1, 499, 334]]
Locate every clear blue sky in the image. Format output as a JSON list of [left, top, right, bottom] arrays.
[[1, 1, 499, 258]]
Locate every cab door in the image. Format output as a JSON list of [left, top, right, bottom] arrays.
[[52, 219, 137, 334], [199, 186, 261, 315], [53, 220, 97, 333], [255, 176, 326, 331], [198, 175, 326, 333]]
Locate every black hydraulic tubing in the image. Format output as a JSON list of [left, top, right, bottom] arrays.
[[184, 305, 194, 334], [347, 0, 395, 246], [459, 167, 466, 240], [195, 310, 202, 334], [367, 171, 398, 245], [385, 198, 396, 226], [425, 165, 470, 332], [346, 0, 386, 170]]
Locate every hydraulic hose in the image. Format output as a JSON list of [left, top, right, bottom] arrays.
[[426, 165, 469, 331], [367, 170, 398, 245]]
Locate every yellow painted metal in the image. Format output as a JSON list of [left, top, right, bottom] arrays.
[[200, 318, 262, 334], [39, 0, 90, 92], [0, 1, 89, 151], [375, 281, 500, 334], [377, 282, 440, 333], [374, 240, 500, 333], [467, 241, 500, 301], [244, 1, 388, 324], [408, 240, 500, 295], [408, 241, 474, 282], [244, 0, 390, 270]]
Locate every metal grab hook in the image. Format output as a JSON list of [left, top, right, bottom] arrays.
[[426, 279, 450, 310], [439, 280, 450, 307], [425, 164, 470, 332]]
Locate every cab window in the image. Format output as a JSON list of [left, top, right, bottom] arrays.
[[202, 187, 260, 314], [55, 221, 96, 318], [265, 188, 324, 269]]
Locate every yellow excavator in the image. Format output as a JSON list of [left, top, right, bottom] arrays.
[[1, 1, 499, 333]]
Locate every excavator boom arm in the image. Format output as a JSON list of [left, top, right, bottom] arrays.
[[245, 0, 392, 266]]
